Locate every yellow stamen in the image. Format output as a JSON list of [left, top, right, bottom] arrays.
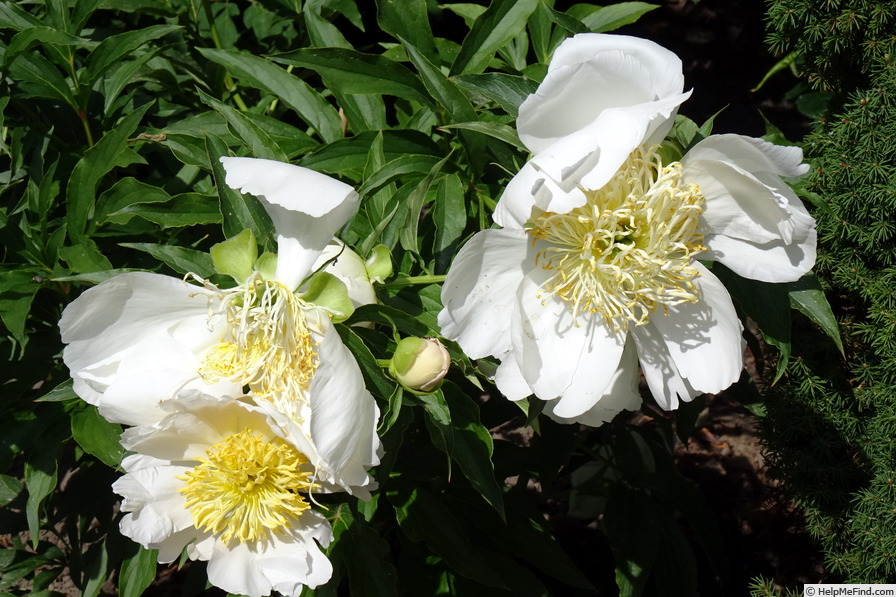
[[178, 429, 315, 545], [527, 146, 706, 332], [198, 277, 318, 417]]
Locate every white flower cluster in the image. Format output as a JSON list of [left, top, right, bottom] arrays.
[[439, 33, 816, 425], [60, 158, 382, 596]]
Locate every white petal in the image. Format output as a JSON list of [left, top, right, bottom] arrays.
[[518, 33, 686, 155], [647, 264, 744, 395], [493, 353, 532, 401], [544, 337, 641, 426], [205, 511, 333, 597], [438, 229, 530, 359], [305, 316, 380, 496], [114, 463, 194, 545], [682, 134, 809, 179], [220, 157, 359, 290], [631, 323, 699, 411], [702, 229, 817, 283], [682, 134, 816, 282], [511, 274, 626, 416], [311, 239, 376, 308]]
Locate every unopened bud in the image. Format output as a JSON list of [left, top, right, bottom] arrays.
[[389, 337, 450, 392]]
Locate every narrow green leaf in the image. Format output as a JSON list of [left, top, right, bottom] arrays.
[[197, 90, 288, 162], [789, 273, 844, 354], [51, 269, 141, 284], [376, 0, 438, 64], [83, 24, 180, 88], [119, 243, 215, 278], [440, 121, 526, 151], [451, 0, 540, 75], [452, 73, 537, 118], [198, 48, 342, 143], [96, 177, 170, 223], [569, 2, 659, 33], [81, 540, 110, 597], [118, 547, 158, 597], [300, 130, 441, 180], [433, 172, 466, 257], [70, 404, 124, 468], [66, 104, 152, 242], [356, 155, 441, 198], [25, 443, 58, 547], [0, 3, 42, 30], [2, 26, 86, 69], [205, 133, 274, 244], [34, 379, 76, 403], [604, 485, 659, 597], [273, 48, 433, 108], [399, 155, 450, 254], [161, 133, 209, 168]]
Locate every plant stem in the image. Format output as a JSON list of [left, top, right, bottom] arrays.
[[384, 275, 447, 287]]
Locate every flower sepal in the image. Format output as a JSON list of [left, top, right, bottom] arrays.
[[299, 271, 354, 323], [210, 229, 258, 284]]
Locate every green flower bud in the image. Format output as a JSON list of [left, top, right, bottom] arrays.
[[389, 337, 450, 392]]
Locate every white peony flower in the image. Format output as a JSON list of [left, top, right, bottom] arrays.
[[114, 393, 335, 597], [59, 158, 380, 495], [439, 134, 815, 425]]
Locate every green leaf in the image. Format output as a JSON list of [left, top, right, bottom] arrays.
[[96, 177, 171, 223], [7, 51, 77, 108], [0, 270, 41, 344], [388, 479, 506, 588], [197, 90, 289, 162], [0, 2, 42, 30], [376, 0, 439, 64], [70, 404, 124, 468], [420, 384, 505, 519], [0, 475, 23, 506], [300, 130, 441, 180], [273, 48, 433, 108], [83, 24, 180, 88], [118, 547, 158, 597], [440, 121, 526, 151], [789, 273, 843, 354], [433, 172, 466, 262], [356, 155, 442, 199], [59, 239, 113, 274], [108, 193, 222, 229], [51, 269, 141, 285], [2, 26, 86, 69], [34, 379, 76, 403], [569, 2, 659, 33], [81, 539, 110, 597], [66, 104, 152, 242], [161, 133, 209, 167], [330, 503, 398, 597], [335, 325, 400, 400], [119, 243, 215, 278], [198, 48, 342, 143], [25, 442, 58, 547], [451, 0, 540, 75], [452, 73, 537, 117], [206, 134, 274, 245], [399, 155, 451, 254]]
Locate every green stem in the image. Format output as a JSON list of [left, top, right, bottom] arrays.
[[79, 110, 94, 147], [375, 359, 391, 367], [384, 275, 447, 287]]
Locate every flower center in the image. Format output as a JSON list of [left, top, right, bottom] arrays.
[[199, 278, 318, 416], [178, 429, 315, 545], [526, 146, 706, 332]]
